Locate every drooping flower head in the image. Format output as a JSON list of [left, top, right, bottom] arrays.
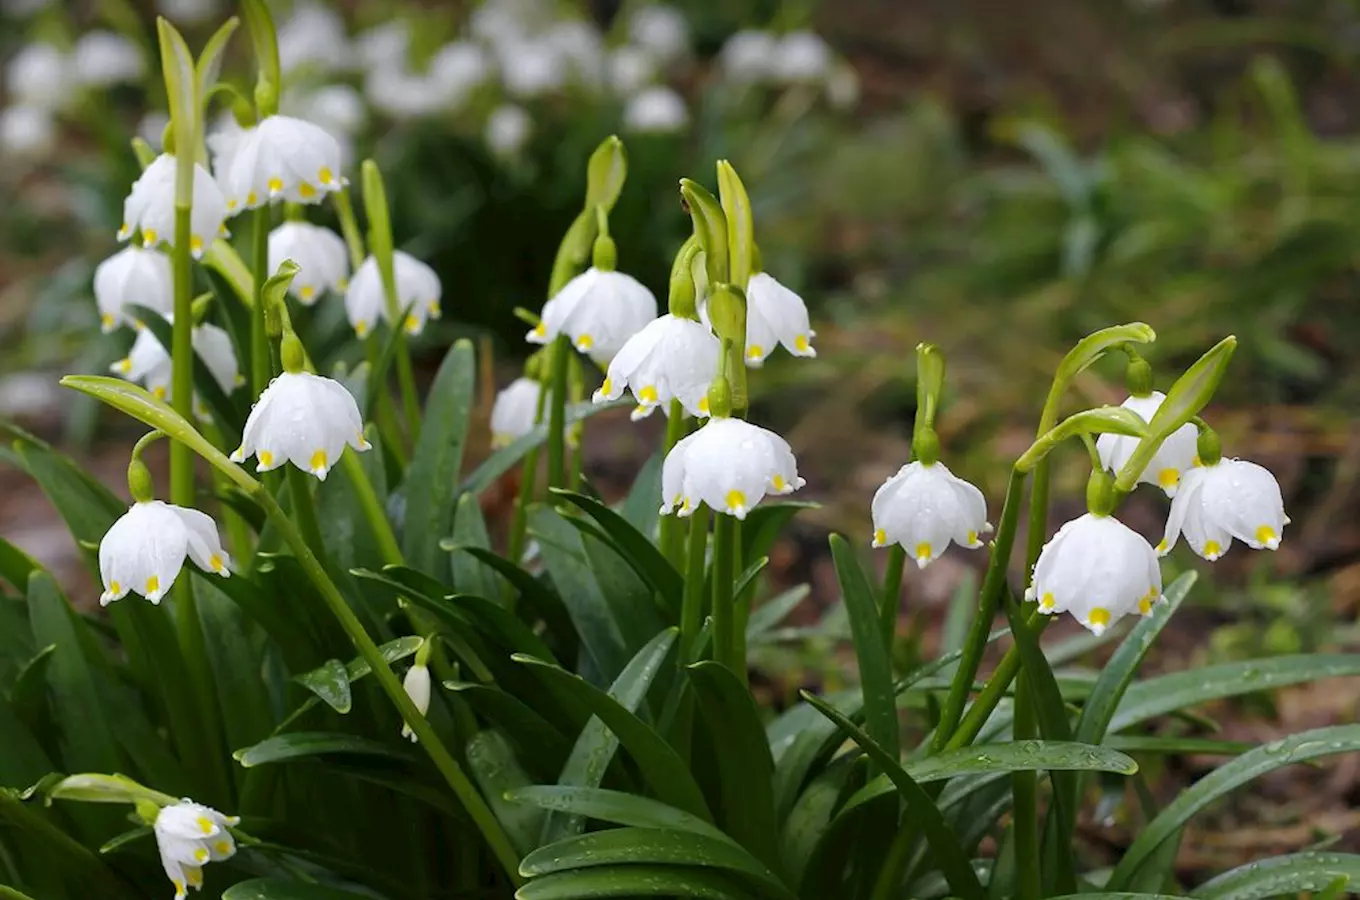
[[661, 417, 804, 519], [1096, 391, 1198, 496], [1159, 458, 1288, 561], [400, 663, 431, 742], [491, 377, 545, 447], [268, 222, 350, 304], [99, 501, 231, 605], [743, 272, 815, 366], [528, 267, 657, 365], [118, 154, 228, 258], [593, 314, 718, 420], [344, 251, 443, 337], [154, 799, 239, 899], [871, 461, 991, 568], [72, 31, 145, 88], [1026, 512, 1163, 635], [94, 246, 173, 332], [217, 115, 344, 213], [110, 318, 239, 420], [231, 371, 370, 480]]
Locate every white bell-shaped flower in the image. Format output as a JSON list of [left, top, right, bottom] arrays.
[[527, 267, 658, 364], [111, 317, 239, 419], [720, 30, 778, 82], [628, 4, 690, 64], [99, 501, 232, 605], [7, 42, 71, 110], [278, 2, 350, 74], [118, 154, 228, 258], [742, 272, 815, 366], [491, 377, 544, 447], [344, 251, 443, 337], [1025, 513, 1162, 635], [485, 104, 532, 156], [593, 314, 718, 420], [609, 46, 657, 95], [154, 799, 239, 900], [231, 371, 370, 479], [623, 86, 688, 134], [72, 31, 145, 88], [217, 115, 344, 213], [269, 222, 349, 304], [773, 31, 833, 83], [661, 417, 804, 519], [93, 246, 172, 332], [400, 663, 431, 742], [1159, 458, 1288, 561], [1096, 391, 1198, 496], [870, 461, 991, 568], [0, 105, 55, 158]]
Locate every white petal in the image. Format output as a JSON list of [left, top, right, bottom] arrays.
[[169, 505, 231, 576]]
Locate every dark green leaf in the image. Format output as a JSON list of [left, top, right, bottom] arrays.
[[516, 865, 761, 900], [444, 682, 571, 779], [741, 503, 817, 568], [196, 580, 275, 763], [829, 535, 899, 762], [234, 731, 414, 768], [466, 729, 545, 856], [553, 489, 683, 613], [404, 339, 475, 578], [620, 452, 662, 535], [1192, 852, 1360, 900], [441, 547, 577, 661], [294, 658, 352, 714], [1109, 725, 1360, 889], [460, 400, 625, 496], [746, 586, 808, 642], [222, 879, 377, 900], [508, 786, 729, 842], [9, 645, 56, 738], [449, 493, 498, 599], [0, 538, 40, 593]]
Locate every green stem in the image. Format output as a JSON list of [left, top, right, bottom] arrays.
[[393, 332, 422, 441], [284, 466, 327, 560], [658, 400, 688, 566], [340, 447, 402, 566], [680, 508, 709, 662], [932, 468, 1026, 752], [711, 512, 736, 673], [170, 202, 232, 808], [331, 187, 366, 271], [203, 421, 253, 562], [879, 543, 906, 656], [546, 337, 571, 491], [249, 206, 272, 397], [869, 819, 921, 900], [252, 488, 523, 883], [1012, 675, 1040, 900], [944, 613, 1049, 752], [731, 521, 749, 686]]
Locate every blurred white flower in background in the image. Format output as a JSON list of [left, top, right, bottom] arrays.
[[356, 20, 411, 73], [429, 41, 492, 108], [345, 251, 443, 337], [72, 32, 145, 89], [155, 0, 219, 26], [774, 31, 833, 83], [491, 377, 545, 446], [217, 115, 344, 212], [628, 5, 690, 65], [364, 66, 445, 120], [472, 0, 554, 47], [278, 2, 350, 74], [826, 63, 861, 110], [94, 246, 172, 331], [609, 46, 657, 96], [268, 222, 350, 304], [1, 0, 54, 15], [137, 111, 170, 150], [720, 30, 778, 83], [486, 104, 531, 156], [0, 105, 55, 157], [296, 84, 366, 135], [623, 86, 688, 134], [7, 42, 72, 110], [496, 38, 569, 98], [545, 19, 605, 89]]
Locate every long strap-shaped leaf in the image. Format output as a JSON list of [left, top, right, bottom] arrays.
[[509, 785, 727, 842], [1109, 724, 1360, 889], [828, 535, 900, 763], [801, 691, 984, 900], [541, 629, 681, 844], [1192, 851, 1360, 900], [515, 865, 762, 900], [552, 489, 684, 614]]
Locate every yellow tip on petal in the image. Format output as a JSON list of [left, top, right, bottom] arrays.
[[144, 575, 159, 597], [298, 182, 317, 199], [189, 236, 204, 254], [246, 191, 258, 205], [1138, 597, 1152, 615], [258, 450, 275, 467], [1157, 468, 1180, 490], [267, 176, 284, 195], [186, 868, 203, 887], [1087, 607, 1111, 631], [300, 285, 316, 300], [142, 228, 158, 244], [966, 530, 979, 545], [404, 312, 420, 334], [1255, 525, 1279, 548], [310, 449, 328, 474], [794, 334, 811, 352], [427, 301, 441, 317], [116, 358, 132, 374], [193, 848, 209, 863], [355, 321, 370, 338], [725, 489, 746, 513], [213, 840, 231, 855], [152, 385, 167, 400], [318, 166, 334, 185], [196, 816, 214, 834], [697, 396, 709, 414], [872, 528, 887, 547], [746, 344, 764, 361], [1192, 454, 1202, 468], [1203, 539, 1223, 560], [209, 554, 225, 573], [532, 322, 546, 337], [575, 333, 594, 351], [100, 312, 115, 329], [600, 376, 613, 395], [227, 198, 238, 211], [109, 580, 121, 595], [117, 223, 131, 237], [1039, 592, 1055, 611], [914, 542, 932, 563], [173, 880, 185, 899], [637, 385, 659, 405], [1156, 539, 1168, 554], [772, 474, 787, 490]]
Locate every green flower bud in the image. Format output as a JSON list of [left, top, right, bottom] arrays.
[[1196, 422, 1222, 467], [585, 135, 627, 213], [1086, 469, 1116, 517], [281, 331, 305, 374], [127, 457, 155, 504], [1124, 350, 1154, 397]]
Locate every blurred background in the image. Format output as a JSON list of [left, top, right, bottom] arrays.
[[2, 0, 1359, 869]]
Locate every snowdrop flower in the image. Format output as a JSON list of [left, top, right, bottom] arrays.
[[269, 222, 349, 305], [278, 3, 350, 74], [1159, 458, 1288, 561], [111, 318, 239, 419], [720, 30, 778, 82], [118, 154, 227, 258], [661, 417, 803, 519], [486, 104, 532, 156], [73, 31, 145, 88], [1026, 513, 1162, 635], [400, 663, 431, 741], [217, 115, 344, 213], [609, 47, 657, 95], [99, 502, 232, 605], [344, 251, 442, 337], [232, 372, 370, 479], [871, 461, 991, 568], [1096, 391, 1198, 496], [826, 63, 861, 110], [430, 41, 492, 107], [156, 0, 217, 24], [491, 377, 544, 447], [356, 20, 411, 72], [7, 43, 72, 110], [742, 272, 816, 366], [628, 5, 690, 64], [497, 39, 569, 98], [154, 799, 238, 899], [0, 105, 55, 158], [773, 31, 833, 83], [623, 86, 688, 133], [593, 314, 718, 420], [2, 0, 55, 15], [93, 246, 172, 332], [528, 267, 658, 364], [364, 67, 444, 120], [137, 111, 169, 150], [545, 20, 605, 88], [288, 84, 366, 136]]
